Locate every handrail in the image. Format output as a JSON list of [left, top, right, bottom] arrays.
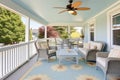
[[0, 40, 37, 79], [0, 40, 35, 51]]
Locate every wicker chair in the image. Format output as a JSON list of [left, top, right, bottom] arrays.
[[55, 38, 63, 49], [69, 38, 81, 48], [35, 39, 57, 61], [47, 38, 57, 50], [96, 50, 120, 80]]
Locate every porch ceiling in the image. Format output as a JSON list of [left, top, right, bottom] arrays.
[[0, 0, 119, 26]]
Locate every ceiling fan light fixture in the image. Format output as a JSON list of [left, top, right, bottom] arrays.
[[71, 11, 77, 15], [68, 10, 74, 14], [68, 10, 77, 15]]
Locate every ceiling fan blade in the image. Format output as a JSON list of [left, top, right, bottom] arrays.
[[54, 7, 66, 9], [58, 9, 68, 14], [72, 1, 82, 8], [76, 7, 90, 10], [71, 11, 77, 15]]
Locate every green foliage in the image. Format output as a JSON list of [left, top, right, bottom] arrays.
[[38, 26, 44, 38], [80, 29, 84, 39], [0, 7, 25, 44], [54, 26, 69, 39], [70, 27, 76, 33]]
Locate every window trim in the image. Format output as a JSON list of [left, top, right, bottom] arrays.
[[107, 5, 120, 49]]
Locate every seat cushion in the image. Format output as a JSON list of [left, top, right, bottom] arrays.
[[49, 50, 56, 54], [79, 48, 89, 56], [97, 57, 106, 68]]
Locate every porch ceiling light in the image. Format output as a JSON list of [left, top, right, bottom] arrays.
[[68, 10, 77, 15], [68, 10, 74, 14]]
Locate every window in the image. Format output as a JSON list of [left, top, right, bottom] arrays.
[[107, 6, 120, 49], [112, 13, 120, 45], [88, 18, 95, 41], [89, 24, 95, 41], [88, 19, 95, 41]]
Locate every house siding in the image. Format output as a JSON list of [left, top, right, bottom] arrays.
[[83, 3, 120, 51], [95, 12, 107, 43]]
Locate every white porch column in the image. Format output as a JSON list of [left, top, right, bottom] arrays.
[[25, 17, 30, 42], [25, 17, 30, 59], [44, 26, 47, 38]]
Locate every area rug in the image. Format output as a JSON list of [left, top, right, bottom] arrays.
[[20, 58, 104, 80]]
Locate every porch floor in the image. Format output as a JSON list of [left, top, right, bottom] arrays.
[[19, 57, 104, 80]]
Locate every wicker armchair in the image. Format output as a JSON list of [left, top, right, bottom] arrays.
[[35, 39, 57, 61], [47, 38, 57, 50], [69, 38, 81, 48], [96, 51, 120, 80], [55, 38, 63, 49]]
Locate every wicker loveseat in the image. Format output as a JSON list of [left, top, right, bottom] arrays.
[[78, 41, 105, 62]]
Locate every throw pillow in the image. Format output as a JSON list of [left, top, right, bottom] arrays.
[[83, 43, 90, 49], [40, 42, 49, 49], [108, 49, 120, 58], [90, 44, 97, 50], [114, 45, 120, 49], [94, 43, 102, 51]]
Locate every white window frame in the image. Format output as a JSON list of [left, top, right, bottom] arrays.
[[107, 5, 120, 49]]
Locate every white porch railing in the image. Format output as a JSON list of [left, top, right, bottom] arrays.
[[0, 40, 37, 79]]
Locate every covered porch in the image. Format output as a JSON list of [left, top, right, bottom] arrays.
[[0, 0, 120, 80]]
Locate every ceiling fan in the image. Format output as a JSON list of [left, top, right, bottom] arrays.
[[54, 0, 90, 15]]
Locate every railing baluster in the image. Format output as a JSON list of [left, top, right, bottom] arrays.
[[0, 53, 1, 78], [18, 47, 20, 66], [12, 48, 14, 69], [6, 50, 8, 73], [13, 48, 16, 68], [5, 51, 7, 74], [13, 48, 17, 67], [10, 50, 12, 72], [1, 51, 3, 78], [8, 50, 11, 72], [3, 51, 6, 74], [14, 48, 16, 68]]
